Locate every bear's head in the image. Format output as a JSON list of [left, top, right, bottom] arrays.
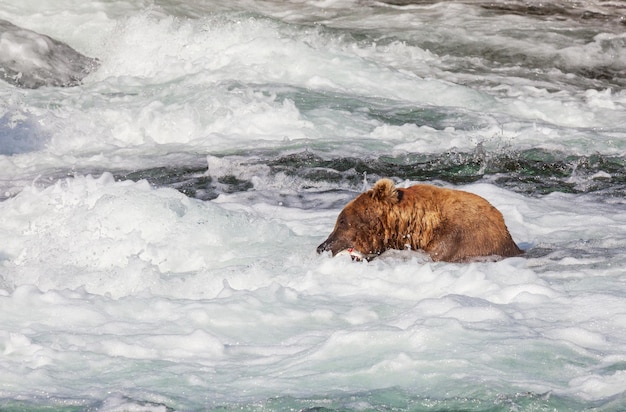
[[316, 178, 401, 260]]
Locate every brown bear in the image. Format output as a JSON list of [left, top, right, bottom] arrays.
[[317, 178, 523, 262]]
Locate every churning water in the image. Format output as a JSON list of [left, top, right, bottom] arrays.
[[0, 1, 625, 410]]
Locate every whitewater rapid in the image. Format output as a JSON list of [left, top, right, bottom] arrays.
[[0, 1, 625, 411]]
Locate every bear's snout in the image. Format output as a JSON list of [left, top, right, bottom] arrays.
[[316, 239, 332, 255], [317, 236, 348, 256]]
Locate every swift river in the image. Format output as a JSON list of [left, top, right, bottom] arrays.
[[0, 1, 625, 410]]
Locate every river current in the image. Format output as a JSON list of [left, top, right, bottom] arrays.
[[0, 1, 625, 411]]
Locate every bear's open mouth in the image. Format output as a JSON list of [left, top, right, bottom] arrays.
[[336, 248, 377, 262]]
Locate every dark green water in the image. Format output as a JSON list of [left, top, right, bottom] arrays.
[[114, 148, 625, 202]]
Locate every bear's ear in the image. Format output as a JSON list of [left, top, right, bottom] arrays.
[[370, 178, 400, 205]]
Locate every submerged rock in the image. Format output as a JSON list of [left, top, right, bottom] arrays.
[[0, 19, 98, 88]]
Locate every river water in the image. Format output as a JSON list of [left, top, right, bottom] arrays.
[[0, 1, 625, 411]]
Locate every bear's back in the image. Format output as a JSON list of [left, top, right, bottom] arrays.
[[398, 184, 522, 262]]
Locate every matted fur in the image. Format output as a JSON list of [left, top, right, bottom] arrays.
[[317, 178, 523, 262]]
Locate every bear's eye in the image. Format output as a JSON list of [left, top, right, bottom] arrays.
[[338, 217, 353, 228]]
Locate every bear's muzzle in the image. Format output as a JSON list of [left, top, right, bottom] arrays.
[[316, 239, 335, 255]]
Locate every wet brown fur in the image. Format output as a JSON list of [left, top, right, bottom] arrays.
[[317, 178, 523, 262]]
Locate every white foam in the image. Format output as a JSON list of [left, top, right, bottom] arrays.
[[0, 173, 301, 298], [0, 2, 623, 178], [569, 371, 626, 401], [0, 176, 625, 407]]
